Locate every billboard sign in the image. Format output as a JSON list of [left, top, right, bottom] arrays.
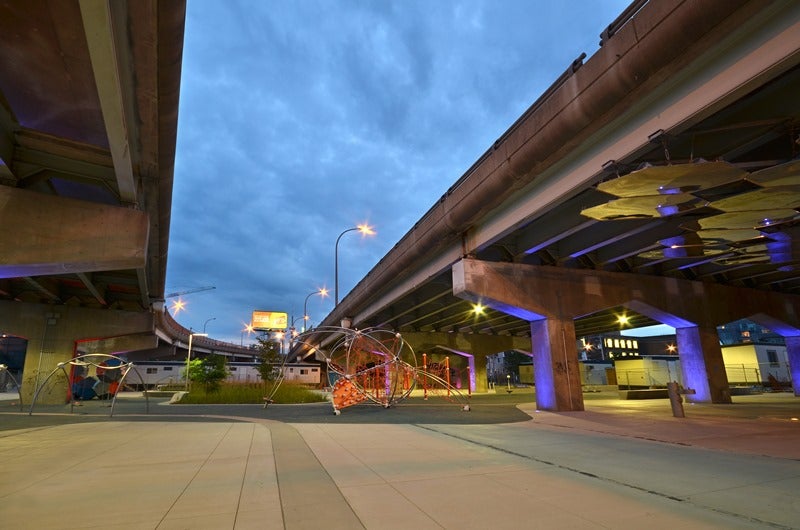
[[251, 310, 288, 331]]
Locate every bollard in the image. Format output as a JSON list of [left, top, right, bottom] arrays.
[[667, 381, 684, 418]]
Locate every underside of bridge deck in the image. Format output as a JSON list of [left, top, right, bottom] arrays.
[[303, 0, 800, 410]]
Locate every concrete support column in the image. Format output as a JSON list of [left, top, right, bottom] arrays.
[[470, 352, 488, 393], [676, 326, 731, 403], [531, 317, 583, 411], [785, 336, 800, 397]]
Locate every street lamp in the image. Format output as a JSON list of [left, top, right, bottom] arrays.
[[303, 288, 329, 331], [241, 323, 254, 346], [186, 332, 208, 391], [335, 224, 375, 306], [203, 317, 216, 333]]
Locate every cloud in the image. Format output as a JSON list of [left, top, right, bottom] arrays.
[[168, 0, 631, 342]]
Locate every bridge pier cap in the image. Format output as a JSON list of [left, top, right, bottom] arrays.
[[452, 258, 800, 406]]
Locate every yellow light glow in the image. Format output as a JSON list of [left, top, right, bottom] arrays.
[[318, 287, 329, 297], [171, 299, 186, 314], [472, 303, 485, 315], [617, 315, 629, 325], [357, 223, 376, 236], [667, 344, 677, 353]]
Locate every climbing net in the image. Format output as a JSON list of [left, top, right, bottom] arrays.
[[294, 326, 470, 415]]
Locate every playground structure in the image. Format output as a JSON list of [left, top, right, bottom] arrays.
[[292, 326, 471, 415], [29, 353, 149, 417]]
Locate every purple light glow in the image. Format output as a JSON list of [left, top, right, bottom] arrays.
[[432, 345, 476, 393], [676, 327, 712, 402], [531, 320, 557, 410], [482, 300, 545, 321], [656, 204, 680, 216], [626, 300, 695, 328], [786, 336, 800, 397], [747, 313, 800, 336], [765, 231, 791, 263]]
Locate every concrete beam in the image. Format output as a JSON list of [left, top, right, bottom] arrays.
[[0, 186, 148, 277], [452, 258, 800, 330], [453, 258, 800, 406], [79, 0, 138, 206], [399, 331, 531, 393], [76, 332, 157, 355], [398, 330, 528, 355]]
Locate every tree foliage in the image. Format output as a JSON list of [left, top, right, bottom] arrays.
[[503, 350, 529, 378], [254, 335, 283, 382], [185, 354, 229, 392]]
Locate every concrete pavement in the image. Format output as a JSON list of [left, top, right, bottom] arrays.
[[0, 391, 799, 529]]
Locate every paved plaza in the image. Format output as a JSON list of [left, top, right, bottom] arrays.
[[1, 391, 799, 529]]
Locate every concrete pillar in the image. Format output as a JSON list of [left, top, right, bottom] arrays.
[[531, 317, 583, 411], [785, 335, 800, 397], [0, 300, 153, 404], [471, 352, 488, 393], [676, 326, 731, 403]]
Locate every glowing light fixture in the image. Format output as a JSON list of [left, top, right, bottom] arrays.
[[472, 303, 485, 315], [335, 224, 376, 305], [303, 287, 329, 331], [171, 299, 186, 314], [240, 323, 255, 346]]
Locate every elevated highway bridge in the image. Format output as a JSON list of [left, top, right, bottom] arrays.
[[2, 0, 799, 411], [300, 0, 800, 411], [0, 0, 251, 402]]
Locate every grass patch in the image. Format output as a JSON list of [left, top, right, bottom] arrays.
[[179, 382, 328, 404]]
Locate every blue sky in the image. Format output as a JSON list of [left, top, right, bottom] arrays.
[[166, 0, 631, 345]]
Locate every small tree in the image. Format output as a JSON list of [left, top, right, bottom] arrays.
[[503, 350, 529, 383], [186, 354, 229, 392], [255, 335, 283, 382]]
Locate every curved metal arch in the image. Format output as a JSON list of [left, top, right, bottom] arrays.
[[28, 353, 149, 417]]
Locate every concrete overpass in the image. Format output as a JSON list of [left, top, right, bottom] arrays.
[[0, 0, 251, 401], [301, 0, 800, 410]]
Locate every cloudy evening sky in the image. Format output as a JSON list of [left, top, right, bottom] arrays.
[[166, 0, 632, 345]]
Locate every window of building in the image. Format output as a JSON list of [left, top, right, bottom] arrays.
[[230, 367, 237, 371], [146, 367, 157, 374], [300, 369, 308, 375], [163, 367, 173, 372], [312, 368, 318, 372], [767, 350, 779, 366]]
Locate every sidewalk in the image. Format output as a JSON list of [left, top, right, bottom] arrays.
[[0, 391, 798, 529]]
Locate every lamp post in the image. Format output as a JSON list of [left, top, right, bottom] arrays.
[[303, 288, 329, 331], [203, 317, 216, 333], [335, 224, 375, 306], [186, 332, 208, 391]]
